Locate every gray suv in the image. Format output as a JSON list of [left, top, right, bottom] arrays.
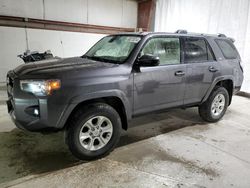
[[6, 31, 243, 160]]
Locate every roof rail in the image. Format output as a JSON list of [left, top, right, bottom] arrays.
[[175, 30, 187, 34], [229, 37, 235, 43], [218, 33, 227, 37]]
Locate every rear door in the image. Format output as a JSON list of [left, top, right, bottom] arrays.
[[183, 37, 220, 105]]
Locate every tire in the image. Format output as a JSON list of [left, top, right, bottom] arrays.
[[66, 103, 122, 160], [199, 86, 229, 122]]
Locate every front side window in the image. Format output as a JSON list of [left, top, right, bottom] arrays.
[[140, 37, 180, 65], [85, 35, 141, 63], [184, 38, 215, 63], [215, 39, 239, 59]]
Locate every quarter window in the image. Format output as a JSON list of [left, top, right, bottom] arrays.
[[184, 38, 215, 63], [215, 39, 239, 59], [141, 37, 180, 65]]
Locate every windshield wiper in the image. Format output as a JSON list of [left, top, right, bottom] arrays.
[[81, 55, 92, 60], [82, 55, 120, 64]]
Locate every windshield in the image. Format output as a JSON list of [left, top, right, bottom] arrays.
[[84, 35, 141, 63]]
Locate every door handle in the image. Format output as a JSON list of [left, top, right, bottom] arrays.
[[209, 66, 218, 72], [175, 71, 185, 76]]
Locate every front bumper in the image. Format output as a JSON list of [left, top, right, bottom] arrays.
[[6, 96, 63, 132], [6, 73, 70, 132]]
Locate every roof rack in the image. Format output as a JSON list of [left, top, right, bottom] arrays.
[[218, 33, 227, 37], [175, 30, 188, 34], [174, 30, 228, 38]]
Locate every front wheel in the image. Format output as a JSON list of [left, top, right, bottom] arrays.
[[66, 103, 122, 160], [199, 86, 229, 122]]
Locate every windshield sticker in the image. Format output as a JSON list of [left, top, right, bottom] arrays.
[[126, 37, 141, 43]]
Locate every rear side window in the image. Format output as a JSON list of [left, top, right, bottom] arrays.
[[215, 39, 239, 59], [184, 38, 215, 63]]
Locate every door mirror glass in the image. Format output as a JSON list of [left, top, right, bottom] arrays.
[[137, 54, 160, 67]]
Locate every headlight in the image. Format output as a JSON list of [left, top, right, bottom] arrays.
[[20, 79, 61, 96]]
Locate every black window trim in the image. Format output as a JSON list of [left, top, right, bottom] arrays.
[[183, 36, 216, 64], [206, 39, 217, 61]]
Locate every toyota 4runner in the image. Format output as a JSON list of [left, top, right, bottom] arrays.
[[6, 30, 243, 160]]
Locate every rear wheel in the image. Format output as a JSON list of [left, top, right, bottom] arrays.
[[66, 103, 122, 160], [199, 86, 229, 122]]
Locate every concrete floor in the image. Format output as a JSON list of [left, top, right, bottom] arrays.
[[0, 95, 250, 187]]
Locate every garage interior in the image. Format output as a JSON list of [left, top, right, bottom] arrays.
[[0, 0, 250, 187]]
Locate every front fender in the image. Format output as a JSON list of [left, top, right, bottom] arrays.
[[55, 89, 132, 129]]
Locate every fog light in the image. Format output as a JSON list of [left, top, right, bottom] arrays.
[[34, 109, 39, 116], [25, 106, 40, 117]]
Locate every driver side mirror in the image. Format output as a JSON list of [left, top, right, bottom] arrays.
[[137, 54, 160, 67]]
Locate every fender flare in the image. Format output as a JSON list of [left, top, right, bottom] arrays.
[[201, 75, 234, 103], [55, 90, 132, 129]]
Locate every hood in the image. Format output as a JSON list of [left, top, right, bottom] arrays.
[[14, 57, 115, 78]]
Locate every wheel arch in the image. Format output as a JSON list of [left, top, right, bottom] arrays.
[[59, 90, 131, 132], [202, 76, 234, 105], [215, 79, 233, 105]]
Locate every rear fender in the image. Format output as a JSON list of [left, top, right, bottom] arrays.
[[201, 75, 234, 103]]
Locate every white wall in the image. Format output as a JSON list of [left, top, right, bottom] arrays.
[[0, 0, 138, 28], [0, 0, 44, 19], [0, 27, 27, 82], [242, 9, 250, 93], [26, 29, 105, 57], [0, 26, 105, 81], [0, 0, 138, 82], [155, 0, 250, 93]]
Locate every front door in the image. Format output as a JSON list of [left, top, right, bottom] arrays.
[[133, 36, 186, 115]]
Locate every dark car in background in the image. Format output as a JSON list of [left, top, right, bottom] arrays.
[[6, 30, 243, 160]]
